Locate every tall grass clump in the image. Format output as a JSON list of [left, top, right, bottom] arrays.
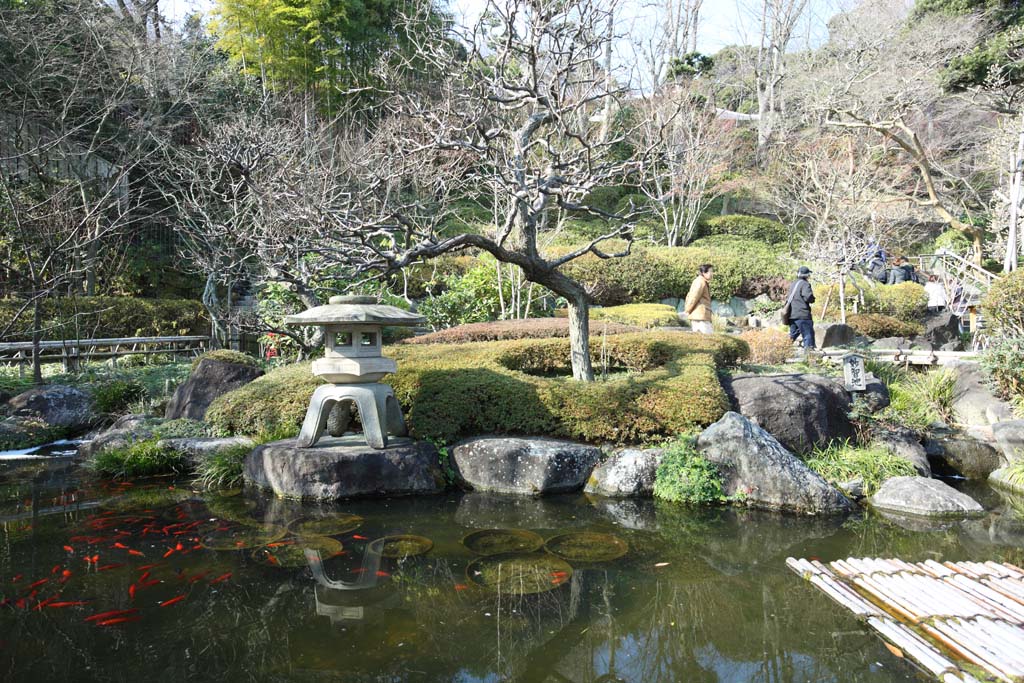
[[90, 439, 187, 479], [806, 440, 918, 495], [653, 436, 724, 505], [869, 362, 956, 434], [195, 443, 252, 490]]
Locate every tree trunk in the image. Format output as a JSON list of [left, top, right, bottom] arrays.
[[838, 273, 847, 325], [31, 296, 42, 385], [566, 294, 595, 382]]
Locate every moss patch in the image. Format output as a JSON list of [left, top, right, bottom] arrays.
[[206, 332, 747, 445], [190, 349, 262, 371]]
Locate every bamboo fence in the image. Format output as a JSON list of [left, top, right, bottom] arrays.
[[787, 557, 1024, 683]]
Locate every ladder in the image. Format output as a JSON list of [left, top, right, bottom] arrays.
[[916, 249, 1000, 350]]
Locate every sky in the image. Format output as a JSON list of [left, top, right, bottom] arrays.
[[164, 0, 842, 54]]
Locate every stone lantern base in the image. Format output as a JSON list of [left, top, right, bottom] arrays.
[[297, 383, 407, 449], [243, 435, 444, 500]]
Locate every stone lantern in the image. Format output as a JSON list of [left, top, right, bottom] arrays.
[[285, 295, 424, 449]]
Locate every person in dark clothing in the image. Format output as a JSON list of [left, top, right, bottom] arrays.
[[886, 257, 916, 285], [867, 252, 888, 283], [787, 265, 816, 350]]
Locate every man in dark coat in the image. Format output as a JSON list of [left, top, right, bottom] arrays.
[[788, 265, 816, 350]]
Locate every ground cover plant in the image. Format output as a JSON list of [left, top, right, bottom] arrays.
[[206, 332, 749, 445], [868, 362, 957, 434], [90, 439, 188, 479], [652, 435, 725, 505], [588, 304, 681, 328], [805, 440, 918, 496]]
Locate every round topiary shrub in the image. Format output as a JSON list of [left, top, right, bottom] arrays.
[[983, 269, 1024, 339], [846, 313, 924, 339], [737, 328, 793, 364], [697, 214, 791, 244]]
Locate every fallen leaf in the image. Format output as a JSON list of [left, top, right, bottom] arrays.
[[884, 643, 904, 659]]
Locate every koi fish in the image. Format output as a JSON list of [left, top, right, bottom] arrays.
[[63, 545, 74, 553], [551, 571, 568, 578], [60, 570, 72, 582], [175, 542, 184, 552], [162, 548, 176, 559], [47, 601, 89, 608], [140, 578, 160, 588], [328, 551, 347, 558], [158, 594, 186, 608], [97, 616, 141, 626], [137, 564, 159, 572], [351, 535, 369, 540], [266, 541, 295, 548], [351, 568, 367, 574], [85, 609, 137, 622], [127, 550, 145, 557], [375, 571, 390, 578], [188, 572, 210, 584], [454, 584, 468, 591], [265, 555, 279, 566], [10, 575, 22, 583], [98, 564, 124, 572], [191, 544, 202, 551], [129, 584, 136, 600], [27, 579, 49, 590], [14, 599, 26, 610], [112, 542, 129, 550], [209, 573, 231, 585], [51, 565, 60, 575], [34, 596, 58, 610], [139, 571, 151, 583]]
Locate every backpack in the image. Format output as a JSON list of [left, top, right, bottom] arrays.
[[780, 282, 799, 325]]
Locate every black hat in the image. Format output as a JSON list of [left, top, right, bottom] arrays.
[[797, 266, 812, 276]]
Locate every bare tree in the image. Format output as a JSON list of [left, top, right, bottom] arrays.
[[633, 0, 704, 90], [636, 81, 732, 246]]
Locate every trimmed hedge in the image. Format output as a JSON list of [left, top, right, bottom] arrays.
[[847, 314, 924, 339], [590, 304, 681, 328], [561, 241, 791, 306], [814, 281, 928, 323], [206, 332, 749, 445], [696, 214, 791, 244], [983, 269, 1024, 339], [406, 318, 640, 344], [0, 297, 208, 341], [737, 328, 793, 365]]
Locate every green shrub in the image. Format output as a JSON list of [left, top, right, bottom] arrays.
[[846, 314, 924, 339], [806, 441, 918, 495], [878, 368, 957, 434], [407, 318, 639, 344], [561, 241, 790, 306], [983, 270, 1024, 340], [590, 304, 680, 328], [584, 185, 631, 213], [194, 443, 252, 489], [89, 378, 147, 415], [206, 333, 749, 445], [697, 214, 791, 244], [981, 338, 1024, 408], [90, 439, 188, 479], [153, 418, 211, 439], [0, 297, 208, 342], [418, 265, 506, 329], [653, 436, 724, 504], [191, 349, 261, 371], [814, 281, 928, 323], [931, 229, 973, 256]]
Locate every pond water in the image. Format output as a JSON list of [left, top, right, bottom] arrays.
[[0, 459, 1022, 683]]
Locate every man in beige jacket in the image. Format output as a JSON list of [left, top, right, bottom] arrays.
[[684, 264, 714, 334]]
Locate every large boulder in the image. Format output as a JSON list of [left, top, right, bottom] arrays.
[[451, 437, 601, 495], [584, 448, 663, 498], [727, 374, 854, 454], [992, 420, 1024, 465], [695, 412, 853, 515], [165, 358, 263, 421], [857, 372, 891, 414], [947, 360, 1016, 427], [924, 431, 1002, 479], [869, 476, 985, 518], [990, 467, 1024, 496], [872, 427, 930, 476], [78, 414, 157, 458], [815, 323, 855, 348], [8, 385, 94, 432], [921, 311, 961, 348], [244, 435, 444, 500]]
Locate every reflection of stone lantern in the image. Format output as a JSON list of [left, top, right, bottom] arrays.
[[285, 295, 424, 449]]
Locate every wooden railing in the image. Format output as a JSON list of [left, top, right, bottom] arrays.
[[0, 335, 209, 376]]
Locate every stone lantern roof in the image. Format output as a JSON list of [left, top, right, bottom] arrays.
[[284, 295, 425, 327]]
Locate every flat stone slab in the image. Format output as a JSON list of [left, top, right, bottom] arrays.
[[869, 476, 985, 518], [451, 437, 601, 495], [244, 435, 444, 500], [585, 448, 663, 497]]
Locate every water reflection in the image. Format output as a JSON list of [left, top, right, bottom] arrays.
[[0, 458, 1022, 682]]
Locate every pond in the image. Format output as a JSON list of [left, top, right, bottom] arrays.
[[0, 459, 1021, 683]]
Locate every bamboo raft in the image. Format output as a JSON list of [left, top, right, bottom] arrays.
[[786, 557, 1024, 683]]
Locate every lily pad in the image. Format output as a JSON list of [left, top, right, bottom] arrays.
[[462, 528, 544, 556], [544, 532, 628, 562], [467, 553, 573, 594], [289, 514, 363, 537], [202, 524, 287, 551], [373, 534, 433, 559], [251, 535, 344, 568]]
